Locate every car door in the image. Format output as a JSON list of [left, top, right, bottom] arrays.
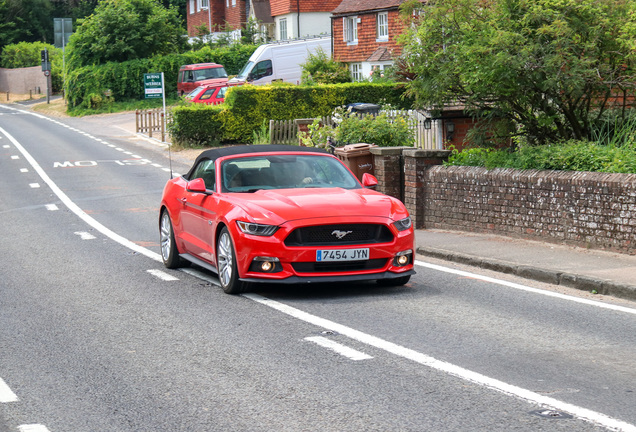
[[179, 160, 218, 262]]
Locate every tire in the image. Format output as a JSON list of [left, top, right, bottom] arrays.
[[160, 209, 183, 269], [377, 275, 411, 287], [216, 227, 244, 294]]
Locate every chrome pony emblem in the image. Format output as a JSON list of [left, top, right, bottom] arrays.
[[331, 230, 352, 240]]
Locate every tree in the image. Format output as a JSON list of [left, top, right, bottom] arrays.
[[65, 0, 186, 69], [0, 0, 53, 52], [301, 47, 351, 84], [398, 0, 636, 145]]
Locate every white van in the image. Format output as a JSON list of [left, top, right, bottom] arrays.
[[229, 36, 331, 86]]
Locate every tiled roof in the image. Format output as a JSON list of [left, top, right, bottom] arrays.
[[366, 47, 393, 62], [332, 0, 404, 15], [252, 0, 274, 23]]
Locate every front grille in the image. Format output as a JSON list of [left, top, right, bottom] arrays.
[[284, 224, 393, 246], [292, 258, 388, 273]]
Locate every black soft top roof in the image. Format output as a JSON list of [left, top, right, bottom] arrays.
[[185, 144, 328, 179]]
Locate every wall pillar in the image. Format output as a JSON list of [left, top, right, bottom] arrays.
[[402, 149, 451, 229], [370, 147, 407, 202]]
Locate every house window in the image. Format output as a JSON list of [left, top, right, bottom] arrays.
[[350, 63, 363, 81], [343, 16, 358, 44], [377, 12, 388, 41], [232, 0, 236, 6], [189, 0, 194, 14], [201, 0, 209, 9], [280, 18, 288, 40]]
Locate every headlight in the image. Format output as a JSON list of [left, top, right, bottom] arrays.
[[236, 221, 279, 236], [393, 217, 412, 231]]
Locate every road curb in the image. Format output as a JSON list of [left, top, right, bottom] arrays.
[[416, 246, 636, 302]]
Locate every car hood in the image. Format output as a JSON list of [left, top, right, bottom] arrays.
[[228, 187, 406, 225]]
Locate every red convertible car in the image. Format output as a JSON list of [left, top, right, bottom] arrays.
[[159, 145, 415, 294]]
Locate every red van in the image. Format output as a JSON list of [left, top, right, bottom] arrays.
[[177, 63, 228, 96]]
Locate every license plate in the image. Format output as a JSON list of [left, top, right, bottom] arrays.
[[316, 248, 369, 262]]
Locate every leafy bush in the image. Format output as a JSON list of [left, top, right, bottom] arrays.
[[169, 103, 225, 147], [301, 48, 351, 84], [446, 141, 636, 173], [169, 82, 413, 147], [335, 109, 414, 147], [66, 45, 256, 110]]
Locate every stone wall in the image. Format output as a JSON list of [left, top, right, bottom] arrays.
[[371, 147, 636, 254]]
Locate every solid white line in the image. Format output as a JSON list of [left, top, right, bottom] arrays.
[[147, 269, 179, 281], [0, 126, 162, 263], [305, 336, 373, 361], [415, 260, 636, 316], [18, 425, 51, 432], [0, 377, 19, 403], [244, 293, 636, 432]]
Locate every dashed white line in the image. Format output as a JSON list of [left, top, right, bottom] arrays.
[[147, 269, 179, 281], [45, 204, 59, 211], [18, 424, 51, 432], [74, 231, 96, 240], [20, 168, 28, 173], [305, 336, 373, 361], [0, 377, 19, 403], [11, 155, 19, 159], [29, 183, 40, 188]]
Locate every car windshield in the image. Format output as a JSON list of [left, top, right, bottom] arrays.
[[187, 86, 206, 98], [221, 154, 360, 192], [194, 67, 228, 81], [236, 61, 254, 79]]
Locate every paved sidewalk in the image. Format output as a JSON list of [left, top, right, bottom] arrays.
[[415, 229, 636, 301]]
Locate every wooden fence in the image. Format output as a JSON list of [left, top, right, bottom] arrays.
[[269, 111, 442, 149], [135, 109, 171, 142]]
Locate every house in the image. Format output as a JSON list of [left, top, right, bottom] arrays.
[[331, 0, 412, 81], [249, 0, 339, 41], [186, 0, 247, 39]]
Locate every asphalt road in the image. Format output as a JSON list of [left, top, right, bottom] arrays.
[[1, 105, 636, 432]]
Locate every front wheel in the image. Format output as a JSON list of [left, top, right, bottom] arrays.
[[216, 227, 245, 294], [160, 210, 184, 269]]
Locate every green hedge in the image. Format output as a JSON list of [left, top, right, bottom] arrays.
[[66, 45, 257, 109], [169, 82, 413, 146]]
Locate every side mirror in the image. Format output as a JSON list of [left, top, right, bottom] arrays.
[[361, 173, 378, 188], [186, 178, 209, 193]]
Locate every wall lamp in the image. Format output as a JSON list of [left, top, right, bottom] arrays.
[[423, 118, 432, 130], [445, 120, 455, 140]]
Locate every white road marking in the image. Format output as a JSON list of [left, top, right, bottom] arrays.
[[74, 231, 96, 240], [415, 260, 636, 316], [147, 269, 179, 281], [0, 126, 162, 263], [0, 377, 19, 403], [45, 204, 59, 211], [244, 293, 636, 432], [11, 155, 19, 159], [20, 168, 28, 173], [305, 336, 373, 361], [18, 425, 51, 432], [29, 183, 40, 188], [3, 144, 9, 148]]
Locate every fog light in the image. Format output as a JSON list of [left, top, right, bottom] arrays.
[[249, 257, 282, 273], [261, 261, 273, 272], [393, 250, 413, 267]]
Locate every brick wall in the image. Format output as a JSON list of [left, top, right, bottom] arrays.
[[422, 166, 636, 253], [372, 149, 636, 254]]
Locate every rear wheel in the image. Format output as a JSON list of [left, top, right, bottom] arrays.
[[377, 275, 411, 287], [160, 210, 183, 269], [217, 227, 245, 294]]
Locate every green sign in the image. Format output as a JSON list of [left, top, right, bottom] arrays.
[[144, 73, 163, 99]]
